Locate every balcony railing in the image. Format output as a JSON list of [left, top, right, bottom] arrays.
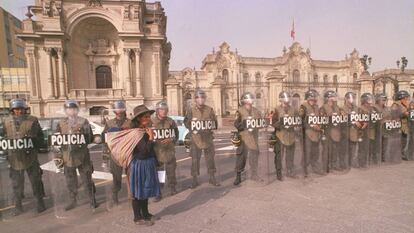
[[69, 88, 124, 99]]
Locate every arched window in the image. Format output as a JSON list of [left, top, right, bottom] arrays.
[[243, 72, 250, 84], [256, 93, 262, 99], [313, 74, 319, 84], [255, 72, 261, 83], [96, 66, 112, 88], [323, 75, 328, 85], [222, 69, 229, 83], [333, 75, 338, 84], [293, 70, 300, 82], [353, 73, 358, 82]]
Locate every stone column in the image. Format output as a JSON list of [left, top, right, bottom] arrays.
[[358, 71, 374, 95], [57, 48, 66, 99], [44, 48, 55, 99], [397, 72, 411, 92], [25, 47, 37, 97], [153, 43, 162, 97], [123, 48, 132, 96], [134, 48, 143, 98], [211, 78, 226, 126], [165, 77, 182, 115], [266, 68, 285, 109]]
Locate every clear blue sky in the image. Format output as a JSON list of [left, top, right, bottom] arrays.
[[2, 0, 413, 71]]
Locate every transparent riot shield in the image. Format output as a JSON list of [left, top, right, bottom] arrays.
[[151, 125, 182, 202], [320, 96, 350, 175], [47, 116, 99, 219], [0, 151, 14, 221], [368, 105, 384, 167], [342, 94, 361, 170], [0, 124, 47, 221], [407, 109, 414, 161], [272, 98, 304, 181], [381, 106, 403, 164], [300, 97, 325, 178], [185, 116, 222, 190], [229, 106, 271, 187]]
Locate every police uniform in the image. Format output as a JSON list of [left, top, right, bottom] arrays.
[[372, 103, 386, 164], [391, 101, 409, 159], [407, 101, 414, 161], [3, 114, 46, 213], [358, 104, 371, 168], [103, 116, 132, 202], [272, 105, 298, 178], [234, 105, 262, 177], [300, 102, 322, 175], [319, 102, 345, 171], [55, 116, 97, 209], [151, 115, 179, 192], [184, 105, 218, 181], [343, 103, 359, 168]]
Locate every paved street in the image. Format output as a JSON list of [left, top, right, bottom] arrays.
[[1, 132, 414, 233]]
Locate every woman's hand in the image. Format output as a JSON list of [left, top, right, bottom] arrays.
[[145, 127, 154, 141]]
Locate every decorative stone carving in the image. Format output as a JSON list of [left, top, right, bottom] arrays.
[[42, 0, 61, 17], [88, 0, 102, 7]]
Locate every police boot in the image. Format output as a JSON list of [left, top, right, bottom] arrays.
[[112, 192, 119, 205], [209, 175, 221, 186], [287, 169, 298, 178], [170, 186, 177, 196], [233, 172, 242, 186], [36, 197, 46, 213], [276, 170, 284, 181], [251, 172, 264, 182], [90, 196, 98, 209], [191, 176, 199, 189], [14, 199, 23, 216], [65, 198, 77, 211]]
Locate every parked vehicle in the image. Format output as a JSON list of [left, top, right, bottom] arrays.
[[170, 115, 189, 145]]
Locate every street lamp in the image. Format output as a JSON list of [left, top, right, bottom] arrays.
[[360, 54, 372, 73], [396, 57, 408, 73]]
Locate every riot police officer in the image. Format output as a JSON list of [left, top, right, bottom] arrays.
[[272, 91, 300, 180], [407, 93, 414, 161], [300, 89, 323, 177], [1, 99, 46, 215], [343, 92, 359, 168], [391, 90, 410, 160], [358, 93, 374, 168], [102, 100, 131, 205], [234, 92, 265, 185], [320, 90, 346, 172], [54, 100, 98, 210], [152, 101, 179, 196], [184, 89, 220, 188], [373, 93, 388, 163]]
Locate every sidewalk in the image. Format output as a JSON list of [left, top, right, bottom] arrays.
[[2, 162, 414, 233]]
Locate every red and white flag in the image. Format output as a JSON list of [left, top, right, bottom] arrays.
[[290, 19, 295, 40]]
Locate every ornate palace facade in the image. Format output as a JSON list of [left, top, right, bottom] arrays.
[[168, 42, 413, 117], [17, 0, 171, 116]]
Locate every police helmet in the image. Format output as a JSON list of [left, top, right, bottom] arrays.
[[112, 100, 126, 111], [155, 100, 169, 110], [9, 99, 27, 110], [395, 90, 409, 101], [360, 93, 374, 104], [240, 92, 255, 105], [194, 89, 207, 99], [64, 100, 79, 109], [305, 89, 319, 100], [279, 91, 291, 103]]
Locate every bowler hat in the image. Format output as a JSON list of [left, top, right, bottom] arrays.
[[132, 105, 155, 120]]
